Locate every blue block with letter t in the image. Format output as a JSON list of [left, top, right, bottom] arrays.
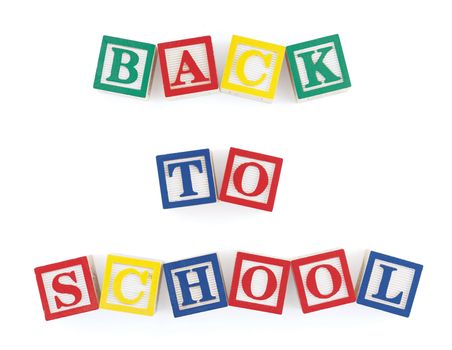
[[156, 149, 217, 208], [356, 251, 423, 317], [163, 253, 228, 317]]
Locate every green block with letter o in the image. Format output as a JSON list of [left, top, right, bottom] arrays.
[[93, 36, 156, 98]]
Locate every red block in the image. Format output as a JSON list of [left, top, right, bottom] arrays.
[[219, 148, 283, 211], [291, 249, 356, 313], [157, 35, 218, 97], [229, 252, 290, 314], [34, 256, 99, 320]]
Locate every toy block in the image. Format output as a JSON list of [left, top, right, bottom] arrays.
[[93, 35, 156, 98], [157, 36, 218, 98], [34, 256, 99, 320], [220, 35, 285, 102], [286, 34, 351, 101], [291, 249, 356, 313], [156, 149, 217, 209], [163, 253, 228, 317], [99, 255, 162, 316], [228, 252, 290, 314], [219, 147, 283, 211], [356, 251, 423, 317]]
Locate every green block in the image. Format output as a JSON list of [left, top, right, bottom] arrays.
[[93, 36, 156, 98], [286, 34, 351, 101]]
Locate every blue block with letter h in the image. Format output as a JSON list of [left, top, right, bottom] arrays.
[[156, 149, 217, 208], [163, 253, 228, 317], [356, 251, 423, 317]]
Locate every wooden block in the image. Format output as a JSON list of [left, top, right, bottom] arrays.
[[99, 255, 162, 316], [34, 256, 99, 320], [93, 35, 156, 98], [163, 253, 228, 317], [156, 149, 217, 209], [157, 36, 218, 98], [220, 35, 285, 102], [219, 147, 283, 211], [356, 251, 423, 317], [286, 34, 351, 102], [228, 252, 290, 314], [291, 249, 356, 313]]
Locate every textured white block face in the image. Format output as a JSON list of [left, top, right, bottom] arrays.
[[364, 259, 415, 310], [298, 257, 349, 306], [235, 260, 283, 307], [163, 156, 211, 202], [170, 262, 219, 310], [226, 155, 275, 203], [294, 43, 343, 92], [100, 44, 149, 89], [106, 263, 154, 309], [41, 265, 91, 313], [164, 44, 211, 88], [227, 45, 277, 92]]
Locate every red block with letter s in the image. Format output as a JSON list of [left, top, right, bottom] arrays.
[[34, 256, 99, 320]]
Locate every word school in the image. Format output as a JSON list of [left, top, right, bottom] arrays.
[[93, 34, 351, 102], [35, 250, 423, 321]]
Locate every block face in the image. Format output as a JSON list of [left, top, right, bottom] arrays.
[[291, 249, 356, 313], [99, 255, 162, 316], [219, 148, 283, 211], [163, 253, 228, 317], [156, 149, 217, 209], [356, 251, 423, 317], [286, 34, 351, 100], [34, 256, 99, 320], [158, 36, 218, 97], [93, 35, 156, 98], [229, 252, 290, 314], [221, 35, 285, 101]]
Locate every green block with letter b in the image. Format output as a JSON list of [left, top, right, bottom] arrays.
[[286, 34, 351, 101], [93, 36, 156, 98]]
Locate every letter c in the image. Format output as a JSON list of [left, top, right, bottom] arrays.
[[113, 268, 149, 304], [236, 50, 272, 86]]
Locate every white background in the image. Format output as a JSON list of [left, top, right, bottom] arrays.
[[0, 0, 451, 349]]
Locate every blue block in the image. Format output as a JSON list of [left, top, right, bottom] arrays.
[[356, 251, 423, 317], [156, 149, 217, 209], [163, 253, 228, 317]]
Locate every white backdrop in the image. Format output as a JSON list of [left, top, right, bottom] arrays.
[[1, 0, 451, 348]]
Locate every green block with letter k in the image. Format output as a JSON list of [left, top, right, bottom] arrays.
[[286, 34, 351, 101], [93, 36, 156, 98]]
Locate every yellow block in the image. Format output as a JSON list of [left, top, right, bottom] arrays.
[[99, 255, 162, 316], [221, 35, 285, 102]]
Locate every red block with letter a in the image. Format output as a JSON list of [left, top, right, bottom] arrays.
[[34, 256, 99, 320], [219, 148, 283, 211], [228, 252, 290, 314], [157, 35, 218, 97], [291, 249, 356, 313]]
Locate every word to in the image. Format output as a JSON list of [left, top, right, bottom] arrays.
[[93, 34, 351, 102], [35, 250, 423, 320]]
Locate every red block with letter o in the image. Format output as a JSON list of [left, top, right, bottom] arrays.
[[157, 35, 218, 97], [229, 252, 290, 314], [219, 148, 283, 211], [291, 249, 356, 313], [34, 256, 99, 320]]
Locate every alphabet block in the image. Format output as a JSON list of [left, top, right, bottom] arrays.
[[228, 252, 290, 314], [291, 249, 356, 313], [356, 251, 423, 317], [286, 34, 351, 101], [163, 253, 228, 317], [99, 255, 162, 316], [220, 35, 285, 102], [157, 36, 218, 98], [219, 147, 283, 211], [156, 149, 217, 209], [93, 35, 156, 98], [34, 256, 99, 320]]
